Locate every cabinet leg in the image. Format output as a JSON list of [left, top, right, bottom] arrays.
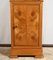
[[10, 55, 17, 58], [34, 55, 44, 58]]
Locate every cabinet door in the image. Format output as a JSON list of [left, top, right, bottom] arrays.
[[26, 5, 40, 46], [13, 5, 40, 47]]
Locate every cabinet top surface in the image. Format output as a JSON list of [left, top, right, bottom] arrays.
[[10, 0, 43, 2]]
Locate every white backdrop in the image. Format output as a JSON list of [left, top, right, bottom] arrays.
[[0, 0, 11, 44], [0, 0, 53, 44]]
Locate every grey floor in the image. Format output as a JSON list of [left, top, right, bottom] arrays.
[[0, 47, 53, 60]]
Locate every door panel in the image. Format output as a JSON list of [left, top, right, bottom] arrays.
[[27, 5, 40, 46], [13, 5, 40, 46], [13, 5, 27, 45]]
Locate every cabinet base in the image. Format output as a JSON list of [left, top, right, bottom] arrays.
[[10, 48, 43, 58]]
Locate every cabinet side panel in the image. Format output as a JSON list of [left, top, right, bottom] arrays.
[[10, 3, 14, 48], [39, 2, 43, 48]]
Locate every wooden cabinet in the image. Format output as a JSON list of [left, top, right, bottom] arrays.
[[10, 0, 43, 58]]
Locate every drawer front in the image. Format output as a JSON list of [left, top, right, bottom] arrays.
[[13, 4, 40, 47]]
